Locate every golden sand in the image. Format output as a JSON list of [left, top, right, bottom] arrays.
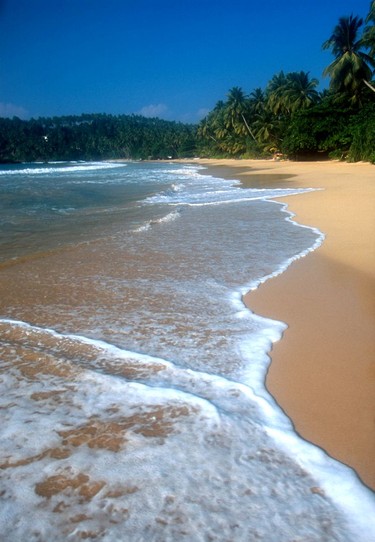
[[199, 159, 375, 490]]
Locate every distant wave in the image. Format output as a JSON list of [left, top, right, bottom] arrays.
[[145, 183, 318, 207], [0, 162, 125, 176], [133, 209, 181, 232]]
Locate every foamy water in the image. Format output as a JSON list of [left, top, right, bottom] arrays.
[[0, 161, 374, 541]]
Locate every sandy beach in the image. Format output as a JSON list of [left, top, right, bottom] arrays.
[[199, 159, 375, 491], [1, 159, 375, 540]]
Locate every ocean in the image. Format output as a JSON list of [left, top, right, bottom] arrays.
[[0, 161, 374, 541]]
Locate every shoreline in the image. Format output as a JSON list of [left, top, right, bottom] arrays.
[[197, 159, 375, 491]]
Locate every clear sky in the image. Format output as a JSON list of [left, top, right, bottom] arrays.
[[0, 0, 372, 123]]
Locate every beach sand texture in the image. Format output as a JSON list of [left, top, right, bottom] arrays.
[[200, 159, 375, 490]]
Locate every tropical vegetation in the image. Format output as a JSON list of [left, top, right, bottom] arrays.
[[0, 114, 197, 163], [1, 2, 375, 163], [197, 1, 375, 162]]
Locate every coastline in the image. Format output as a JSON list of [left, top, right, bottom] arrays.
[[1, 159, 374, 539], [198, 159, 375, 490]]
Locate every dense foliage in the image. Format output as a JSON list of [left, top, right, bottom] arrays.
[[0, 114, 197, 163], [197, 1, 375, 162]]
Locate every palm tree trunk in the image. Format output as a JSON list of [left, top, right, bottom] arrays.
[[241, 113, 257, 142], [363, 79, 375, 93]]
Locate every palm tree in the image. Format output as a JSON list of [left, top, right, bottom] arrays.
[[323, 15, 375, 100], [281, 71, 320, 112], [252, 107, 282, 152], [197, 100, 225, 143], [266, 71, 289, 114], [224, 87, 257, 141], [266, 71, 319, 116], [248, 88, 266, 114], [362, 1, 375, 58]]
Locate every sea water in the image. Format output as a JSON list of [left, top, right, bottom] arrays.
[[0, 161, 373, 541]]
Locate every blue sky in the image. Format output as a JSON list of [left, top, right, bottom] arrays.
[[0, 0, 372, 122]]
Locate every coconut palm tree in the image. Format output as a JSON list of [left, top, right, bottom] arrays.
[[252, 106, 282, 153], [281, 71, 320, 112], [362, 1, 375, 58], [266, 71, 319, 116], [323, 14, 375, 100], [197, 100, 225, 143], [224, 87, 257, 141], [266, 71, 289, 114], [248, 88, 266, 114]]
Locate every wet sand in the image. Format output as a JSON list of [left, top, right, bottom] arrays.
[[199, 159, 375, 490]]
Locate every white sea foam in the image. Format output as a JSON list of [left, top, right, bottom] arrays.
[[154, 209, 181, 223], [166, 167, 205, 176], [1, 318, 374, 541], [144, 168, 317, 207], [0, 161, 125, 176], [133, 222, 152, 232], [242, 199, 325, 295], [133, 209, 181, 232]]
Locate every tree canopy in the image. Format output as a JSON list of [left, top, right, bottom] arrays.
[[322, 15, 375, 101], [197, 2, 375, 162], [0, 114, 197, 163]]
